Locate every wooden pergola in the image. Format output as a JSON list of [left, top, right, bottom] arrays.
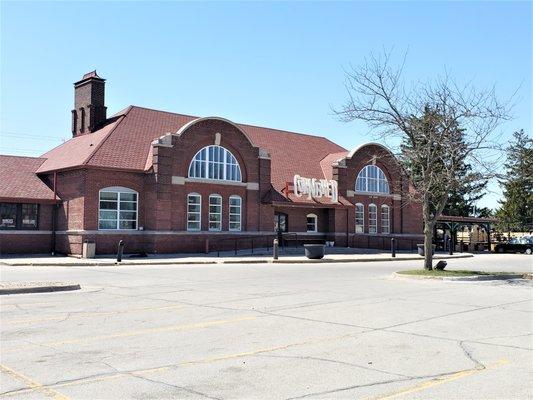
[[435, 215, 498, 252]]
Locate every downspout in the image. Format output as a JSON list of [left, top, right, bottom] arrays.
[[346, 206, 349, 247], [51, 172, 57, 255]]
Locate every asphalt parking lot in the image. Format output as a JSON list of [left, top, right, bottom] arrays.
[[1, 254, 532, 399]]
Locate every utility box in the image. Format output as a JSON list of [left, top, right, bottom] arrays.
[[82, 240, 96, 258]]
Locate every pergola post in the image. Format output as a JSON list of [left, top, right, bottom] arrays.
[[486, 223, 492, 252]]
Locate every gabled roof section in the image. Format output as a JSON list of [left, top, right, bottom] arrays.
[[320, 151, 349, 181], [0, 155, 58, 202], [85, 107, 196, 171], [238, 123, 347, 192], [36, 106, 348, 196], [37, 112, 127, 173]]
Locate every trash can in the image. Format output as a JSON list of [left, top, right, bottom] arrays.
[[82, 240, 96, 258], [304, 244, 325, 259]]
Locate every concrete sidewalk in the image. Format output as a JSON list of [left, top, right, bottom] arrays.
[[0, 249, 473, 267]]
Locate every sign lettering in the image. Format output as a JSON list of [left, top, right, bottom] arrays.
[[293, 175, 338, 203]]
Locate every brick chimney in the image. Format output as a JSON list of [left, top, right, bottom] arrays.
[[71, 71, 107, 136]]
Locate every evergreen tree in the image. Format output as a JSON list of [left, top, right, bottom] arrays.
[[442, 163, 487, 216], [496, 130, 533, 232]]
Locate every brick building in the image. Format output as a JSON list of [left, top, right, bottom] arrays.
[[0, 72, 423, 255]]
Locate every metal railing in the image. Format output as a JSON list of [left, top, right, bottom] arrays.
[[213, 234, 277, 257]]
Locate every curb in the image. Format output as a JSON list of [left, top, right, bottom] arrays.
[[0, 253, 474, 267], [0, 283, 81, 295], [392, 272, 527, 282]]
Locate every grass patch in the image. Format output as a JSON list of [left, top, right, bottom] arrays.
[[396, 269, 513, 277]]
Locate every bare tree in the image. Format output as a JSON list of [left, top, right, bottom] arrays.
[[335, 52, 511, 270]]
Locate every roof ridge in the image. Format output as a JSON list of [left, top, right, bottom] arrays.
[[128, 104, 347, 146], [319, 150, 349, 164], [0, 154, 46, 160], [83, 111, 130, 166], [237, 122, 344, 145], [127, 105, 200, 120], [112, 105, 134, 117]]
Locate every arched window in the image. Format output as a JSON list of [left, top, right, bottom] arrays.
[[229, 195, 242, 231], [209, 194, 222, 231], [99, 187, 138, 230], [355, 203, 364, 233], [187, 193, 201, 231], [381, 205, 390, 234], [306, 214, 318, 232], [368, 204, 377, 234], [355, 165, 390, 194], [188, 145, 242, 182]]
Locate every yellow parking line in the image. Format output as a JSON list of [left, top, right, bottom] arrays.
[[369, 358, 509, 400], [0, 363, 70, 400], [3, 304, 184, 325], [1, 315, 256, 353]]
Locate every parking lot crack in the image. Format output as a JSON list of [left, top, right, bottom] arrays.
[[129, 374, 224, 400], [458, 341, 485, 369], [258, 354, 411, 378]]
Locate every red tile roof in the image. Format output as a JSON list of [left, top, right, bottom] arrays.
[[0, 156, 58, 202], [36, 116, 124, 173], [36, 106, 347, 204], [320, 151, 349, 181]]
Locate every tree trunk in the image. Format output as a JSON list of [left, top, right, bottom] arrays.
[[423, 221, 434, 270]]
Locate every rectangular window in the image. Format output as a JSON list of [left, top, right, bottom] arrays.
[[0, 203, 18, 229], [98, 190, 137, 230], [187, 194, 201, 231], [355, 204, 364, 233], [306, 214, 317, 232], [21, 204, 38, 229], [381, 206, 390, 234], [209, 195, 222, 231], [0, 203, 39, 230], [275, 213, 288, 233], [229, 196, 242, 231], [368, 205, 377, 234]]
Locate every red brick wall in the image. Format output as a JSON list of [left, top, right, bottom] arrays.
[[334, 143, 423, 237], [0, 233, 52, 254], [7, 126, 424, 255]]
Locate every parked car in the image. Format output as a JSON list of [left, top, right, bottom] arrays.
[[494, 237, 533, 254]]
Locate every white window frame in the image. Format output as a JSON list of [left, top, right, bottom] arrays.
[[306, 213, 318, 233], [209, 194, 222, 231], [381, 204, 390, 234], [355, 203, 364, 233], [98, 187, 138, 230], [188, 145, 242, 182], [355, 165, 390, 194], [229, 195, 242, 231], [368, 203, 377, 234], [187, 193, 202, 231]]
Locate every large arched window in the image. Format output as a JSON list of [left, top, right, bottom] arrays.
[[355, 165, 390, 194], [188, 145, 242, 182], [99, 187, 138, 230]]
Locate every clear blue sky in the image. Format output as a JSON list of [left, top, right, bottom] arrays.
[[1, 1, 531, 210]]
